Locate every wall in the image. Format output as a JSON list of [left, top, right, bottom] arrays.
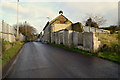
[[42, 29, 102, 53], [66, 22, 84, 32], [67, 30, 73, 47], [53, 24, 71, 32], [83, 32, 93, 52], [42, 23, 51, 43], [0, 21, 15, 42], [19, 33, 26, 41], [73, 32, 79, 47], [0, 21, 25, 42], [93, 32, 102, 52], [83, 26, 110, 33]]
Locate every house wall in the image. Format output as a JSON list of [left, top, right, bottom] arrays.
[[43, 23, 52, 43], [66, 22, 84, 32], [53, 24, 71, 32]]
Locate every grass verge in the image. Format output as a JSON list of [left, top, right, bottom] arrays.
[[2, 41, 24, 67], [49, 43, 120, 64]]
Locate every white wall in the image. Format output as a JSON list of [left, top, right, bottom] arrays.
[[83, 26, 110, 33], [41, 30, 103, 53], [1, 21, 16, 42]]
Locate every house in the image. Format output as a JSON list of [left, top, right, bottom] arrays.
[[40, 11, 84, 43], [66, 22, 84, 32]]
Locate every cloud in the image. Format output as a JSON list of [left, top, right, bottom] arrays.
[[1, 2, 118, 33], [1, 2, 58, 33], [1, 0, 119, 2], [2, 2, 57, 20], [2, 2, 29, 15], [59, 2, 118, 26]]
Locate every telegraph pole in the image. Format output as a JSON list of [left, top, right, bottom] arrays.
[[2, 20, 4, 40], [16, 0, 19, 40], [25, 21, 27, 41]]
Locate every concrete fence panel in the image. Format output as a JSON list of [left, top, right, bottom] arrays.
[[42, 28, 104, 53], [63, 31, 69, 46], [59, 32, 64, 44], [55, 32, 59, 44], [93, 33, 102, 53], [51, 33, 55, 43], [78, 32, 83, 46], [1, 21, 16, 42], [57, 32, 60, 44], [96, 29, 102, 33], [73, 32, 79, 47], [68, 31, 73, 47], [83, 32, 93, 52], [90, 27, 96, 32], [83, 26, 90, 32]]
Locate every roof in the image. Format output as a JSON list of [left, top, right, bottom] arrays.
[[49, 14, 72, 24], [43, 21, 49, 30], [42, 14, 72, 31], [67, 22, 84, 32]]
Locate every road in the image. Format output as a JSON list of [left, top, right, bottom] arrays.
[[6, 42, 119, 78]]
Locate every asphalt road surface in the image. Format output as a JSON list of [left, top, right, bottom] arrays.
[[6, 42, 119, 78]]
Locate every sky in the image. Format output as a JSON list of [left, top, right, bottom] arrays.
[[0, 0, 119, 33]]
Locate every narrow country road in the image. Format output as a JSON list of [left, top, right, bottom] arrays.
[[6, 42, 119, 78]]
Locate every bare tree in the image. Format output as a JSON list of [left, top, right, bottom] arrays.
[[13, 23, 36, 40], [83, 13, 107, 26]]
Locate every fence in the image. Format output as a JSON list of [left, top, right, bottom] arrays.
[[41, 30, 103, 53], [0, 20, 16, 42], [83, 26, 110, 33]]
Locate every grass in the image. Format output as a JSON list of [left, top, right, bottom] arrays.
[[49, 43, 97, 56], [2, 41, 24, 67], [49, 43, 120, 63], [98, 51, 120, 63], [95, 33, 120, 63], [96, 33, 119, 52]]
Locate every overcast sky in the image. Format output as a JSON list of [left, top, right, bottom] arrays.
[[0, 0, 119, 33]]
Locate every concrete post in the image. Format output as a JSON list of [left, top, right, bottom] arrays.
[[92, 32, 102, 53], [68, 31, 73, 47], [83, 32, 93, 52]]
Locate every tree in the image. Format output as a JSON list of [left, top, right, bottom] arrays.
[[13, 22, 36, 40], [109, 25, 117, 34], [84, 13, 107, 27], [85, 18, 92, 26], [85, 18, 99, 28]]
